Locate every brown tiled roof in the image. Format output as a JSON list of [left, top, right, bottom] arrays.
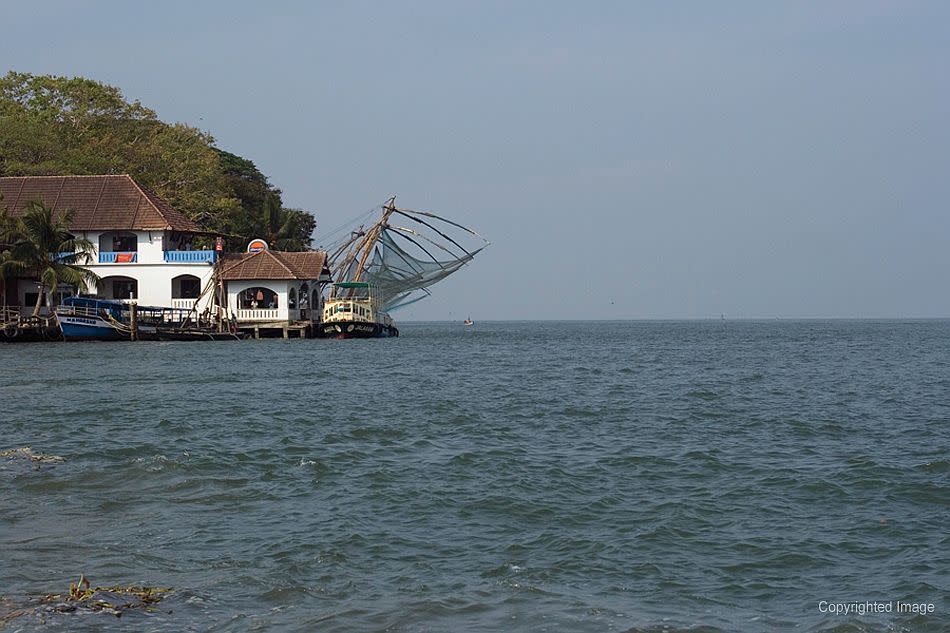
[[219, 249, 331, 281], [0, 174, 201, 232], [275, 251, 333, 280]]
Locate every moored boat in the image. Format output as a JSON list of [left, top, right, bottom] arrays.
[[55, 297, 137, 341], [320, 282, 398, 338], [320, 197, 488, 337], [55, 296, 239, 341]]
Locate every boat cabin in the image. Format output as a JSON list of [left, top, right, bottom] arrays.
[[324, 282, 394, 327]]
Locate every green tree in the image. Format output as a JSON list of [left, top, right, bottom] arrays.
[[0, 72, 317, 250], [0, 72, 242, 223], [0, 201, 99, 316], [213, 150, 316, 251]]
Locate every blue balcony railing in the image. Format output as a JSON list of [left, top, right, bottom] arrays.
[[164, 250, 218, 263], [99, 252, 137, 263]]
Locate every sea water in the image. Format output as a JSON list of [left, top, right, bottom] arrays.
[[1, 320, 948, 632]]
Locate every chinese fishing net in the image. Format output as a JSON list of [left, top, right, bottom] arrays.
[[324, 203, 489, 311]]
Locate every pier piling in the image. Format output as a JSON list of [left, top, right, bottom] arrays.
[[130, 304, 138, 341]]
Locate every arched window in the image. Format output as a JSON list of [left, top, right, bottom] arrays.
[[172, 274, 201, 299], [311, 288, 320, 312], [99, 276, 138, 300], [239, 287, 278, 309], [298, 283, 309, 309], [288, 287, 298, 309], [99, 231, 138, 253]]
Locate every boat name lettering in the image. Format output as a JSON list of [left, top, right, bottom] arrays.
[[63, 317, 98, 325]]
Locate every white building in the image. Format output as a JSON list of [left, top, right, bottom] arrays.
[[0, 175, 329, 327], [1, 174, 218, 314], [219, 249, 332, 327]]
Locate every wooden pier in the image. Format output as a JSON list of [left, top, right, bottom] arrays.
[[1, 307, 63, 342], [2, 305, 322, 343], [236, 320, 314, 339]]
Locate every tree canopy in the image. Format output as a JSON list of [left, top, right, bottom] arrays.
[[0, 71, 315, 251]]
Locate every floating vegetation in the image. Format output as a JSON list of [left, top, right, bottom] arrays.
[[0, 447, 66, 464], [0, 575, 172, 626]]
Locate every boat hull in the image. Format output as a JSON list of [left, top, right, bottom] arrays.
[[318, 320, 399, 339], [58, 314, 127, 341]]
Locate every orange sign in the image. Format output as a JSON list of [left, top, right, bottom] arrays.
[[247, 239, 269, 253]]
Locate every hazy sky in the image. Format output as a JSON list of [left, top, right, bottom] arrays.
[[3, 1, 948, 318]]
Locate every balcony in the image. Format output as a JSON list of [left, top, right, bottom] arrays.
[[172, 298, 198, 310], [236, 308, 280, 322], [54, 251, 95, 263], [164, 250, 218, 263], [99, 252, 137, 263]]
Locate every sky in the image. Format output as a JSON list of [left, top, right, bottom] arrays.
[[2, 1, 948, 319]]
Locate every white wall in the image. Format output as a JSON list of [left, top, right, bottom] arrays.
[[67, 230, 216, 309], [226, 280, 290, 321], [80, 230, 201, 264], [85, 262, 216, 309]]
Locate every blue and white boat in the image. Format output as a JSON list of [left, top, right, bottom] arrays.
[[55, 296, 240, 342], [56, 297, 139, 341]]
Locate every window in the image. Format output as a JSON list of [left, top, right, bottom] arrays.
[[175, 276, 200, 299], [111, 233, 137, 251], [239, 287, 277, 309], [24, 292, 46, 309], [113, 279, 137, 299], [289, 287, 297, 309]]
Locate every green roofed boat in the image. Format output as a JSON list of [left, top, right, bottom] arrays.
[[318, 197, 488, 339], [320, 281, 398, 338]]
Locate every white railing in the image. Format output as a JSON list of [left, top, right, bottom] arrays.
[[55, 305, 102, 319], [236, 308, 280, 322], [172, 298, 198, 310]]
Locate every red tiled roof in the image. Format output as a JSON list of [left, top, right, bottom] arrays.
[[219, 249, 331, 281], [0, 174, 201, 232]]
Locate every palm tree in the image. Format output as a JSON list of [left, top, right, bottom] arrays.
[[0, 201, 99, 316], [257, 192, 313, 251]]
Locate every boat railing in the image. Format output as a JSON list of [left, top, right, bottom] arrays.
[[55, 304, 107, 319]]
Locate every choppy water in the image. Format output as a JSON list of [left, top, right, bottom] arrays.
[[1, 320, 949, 632]]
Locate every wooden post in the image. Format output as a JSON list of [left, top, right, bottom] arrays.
[[130, 303, 138, 341]]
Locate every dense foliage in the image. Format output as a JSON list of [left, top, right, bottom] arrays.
[[0, 72, 315, 251]]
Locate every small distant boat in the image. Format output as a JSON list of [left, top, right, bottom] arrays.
[[463, 317, 474, 326]]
